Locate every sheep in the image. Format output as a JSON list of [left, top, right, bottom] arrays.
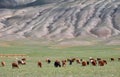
[[12, 62, 19, 68]]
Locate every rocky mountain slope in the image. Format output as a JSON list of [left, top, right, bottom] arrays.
[[0, 0, 120, 43]]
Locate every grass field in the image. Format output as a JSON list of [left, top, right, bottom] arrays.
[[0, 40, 120, 77]]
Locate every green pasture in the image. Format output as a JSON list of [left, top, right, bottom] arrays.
[[0, 40, 120, 77]]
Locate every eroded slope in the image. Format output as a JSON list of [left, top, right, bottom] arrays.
[[0, 0, 120, 41]]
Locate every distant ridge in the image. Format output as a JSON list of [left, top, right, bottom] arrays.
[[0, 0, 120, 44]]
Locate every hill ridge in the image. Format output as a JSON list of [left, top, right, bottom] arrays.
[[0, 0, 120, 42]]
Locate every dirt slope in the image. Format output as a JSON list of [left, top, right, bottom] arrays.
[[0, 0, 120, 44]]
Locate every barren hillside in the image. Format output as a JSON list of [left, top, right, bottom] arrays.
[[0, 0, 120, 44]]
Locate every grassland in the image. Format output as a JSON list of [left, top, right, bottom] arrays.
[[0, 40, 120, 77]]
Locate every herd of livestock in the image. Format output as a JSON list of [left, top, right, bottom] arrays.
[[0, 55, 120, 68]]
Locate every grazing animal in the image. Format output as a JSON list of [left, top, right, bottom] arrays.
[[103, 60, 107, 64], [110, 58, 115, 61], [38, 61, 42, 68], [1, 61, 5, 67], [46, 58, 51, 64], [91, 60, 97, 66], [54, 60, 61, 67], [71, 58, 76, 62], [17, 60, 26, 65], [82, 60, 87, 66], [89, 57, 97, 66], [67, 58, 75, 65], [76, 59, 81, 64], [16, 58, 26, 65], [86, 61, 89, 65], [21, 58, 26, 61], [62, 60, 67, 67], [67, 59, 72, 65], [98, 60, 104, 66], [68, 60, 73, 65], [12, 62, 19, 68]]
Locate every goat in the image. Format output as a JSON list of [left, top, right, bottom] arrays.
[[12, 62, 19, 68]]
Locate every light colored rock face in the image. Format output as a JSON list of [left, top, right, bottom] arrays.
[[0, 0, 63, 8], [0, 0, 36, 8], [0, 0, 120, 40]]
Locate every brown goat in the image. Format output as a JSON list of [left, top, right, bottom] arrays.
[[103, 60, 107, 64], [90, 60, 97, 66], [98, 60, 104, 66], [76, 59, 81, 64], [82, 61, 87, 66], [12, 62, 19, 68], [38, 61, 42, 68], [1, 61, 5, 67], [62, 60, 67, 67]]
